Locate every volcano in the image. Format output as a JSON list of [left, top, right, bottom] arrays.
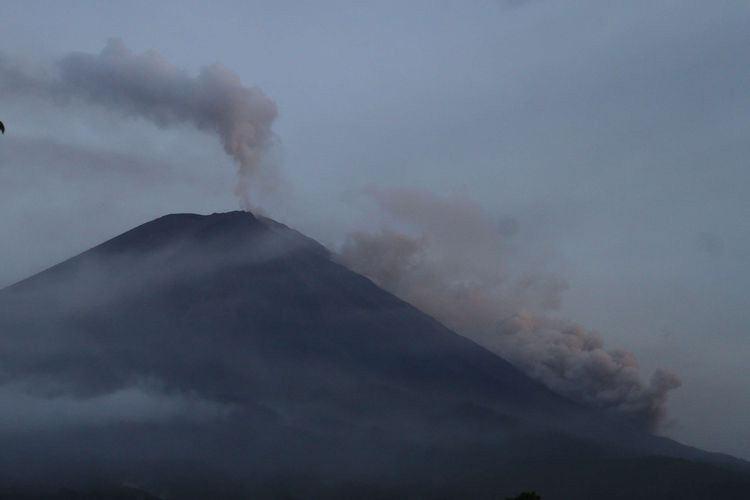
[[0, 211, 747, 499]]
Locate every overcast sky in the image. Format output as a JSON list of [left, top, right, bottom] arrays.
[[1, 0, 749, 459]]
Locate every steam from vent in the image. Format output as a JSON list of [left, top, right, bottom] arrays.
[[339, 188, 681, 430], [0, 39, 277, 207]]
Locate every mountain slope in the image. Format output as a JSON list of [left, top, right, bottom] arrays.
[[0, 211, 747, 499]]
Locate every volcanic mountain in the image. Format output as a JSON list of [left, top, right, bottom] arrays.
[[0, 211, 747, 499]]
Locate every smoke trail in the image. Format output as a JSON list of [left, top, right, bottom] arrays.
[[338, 187, 681, 430], [0, 39, 277, 206]]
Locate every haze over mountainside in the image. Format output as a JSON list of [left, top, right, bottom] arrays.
[[0, 211, 748, 499]]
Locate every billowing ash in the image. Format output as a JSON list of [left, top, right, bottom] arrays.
[[0, 39, 277, 207], [338, 187, 681, 430], [0, 41, 681, 431]]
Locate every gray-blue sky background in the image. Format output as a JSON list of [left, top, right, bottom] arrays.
[[1, 0, 748, 458]]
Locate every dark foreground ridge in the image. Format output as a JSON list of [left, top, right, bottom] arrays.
[[0, 211, 748, 499]]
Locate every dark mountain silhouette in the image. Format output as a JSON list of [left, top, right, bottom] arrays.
[[0, 211, 748, 499]]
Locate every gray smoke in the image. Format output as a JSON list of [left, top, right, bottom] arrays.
[[339, 187, 681, 430], [0, 41, 681, 430], [0, 39, 278, 206]]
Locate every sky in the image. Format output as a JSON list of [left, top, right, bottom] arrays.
[[0, 0, 749, 459]]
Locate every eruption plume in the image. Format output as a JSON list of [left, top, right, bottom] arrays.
[[0, 39, 277, 206], [339, 187, 681, 430], [0, 42, 681, 430]]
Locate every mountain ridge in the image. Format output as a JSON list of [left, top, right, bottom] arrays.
[[0, 211, 747, 498]]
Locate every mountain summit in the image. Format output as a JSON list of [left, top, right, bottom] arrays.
[[0, 212, 748, 499]]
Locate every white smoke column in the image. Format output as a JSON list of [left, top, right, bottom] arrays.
[[339, 187, 681, 431], [0, 39, 278, 207]]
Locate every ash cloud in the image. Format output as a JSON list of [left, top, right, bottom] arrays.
[[338, 187, 681, 430], [0, 39, 278, 207], [0, 39, 680, 432]]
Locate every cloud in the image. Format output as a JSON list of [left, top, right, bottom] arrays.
[[0, 385, 230, 434], [0, 39, 278, 206], [338, 187, 681, 430]]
